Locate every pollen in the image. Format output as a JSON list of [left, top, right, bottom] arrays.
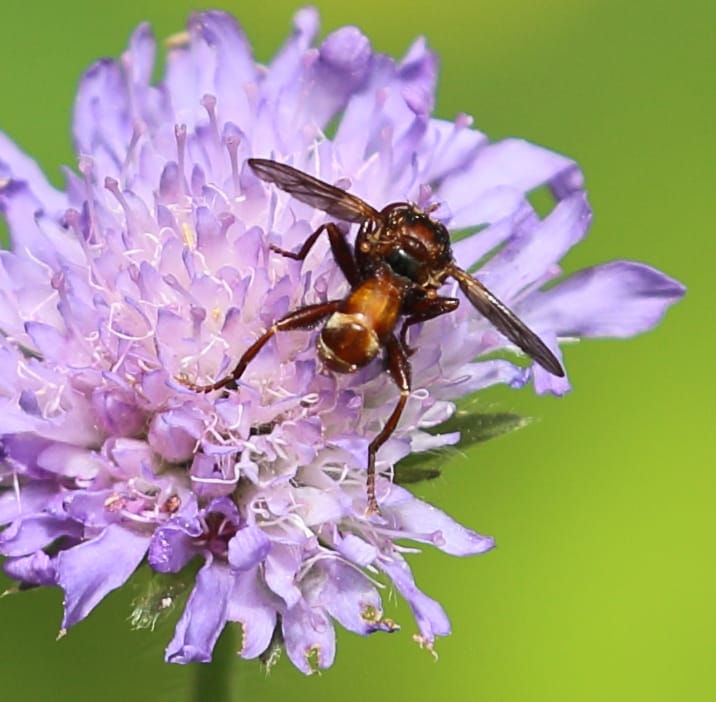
[[164, 30, 190, 49], [181, 222, 195, 247], [305, 645, 322, 674]]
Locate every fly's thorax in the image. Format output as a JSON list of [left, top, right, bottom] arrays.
[[355, 203, 453, 287], [318, 276, 405, 374]]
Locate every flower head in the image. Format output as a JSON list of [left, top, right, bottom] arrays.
[[0, 10, 683, 672]]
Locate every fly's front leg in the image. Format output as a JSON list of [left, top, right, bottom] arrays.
[[270, 222, 360, 286], [181, 301, 341, 393], [366, 335, 412, 515], [399, 296, 459, 355]]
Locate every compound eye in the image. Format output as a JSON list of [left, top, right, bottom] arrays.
[[386, 247, 420, 280]]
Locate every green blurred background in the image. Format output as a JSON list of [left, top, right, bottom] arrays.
[[0, 0, 710, 700]]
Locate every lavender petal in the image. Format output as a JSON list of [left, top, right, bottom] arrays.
[[57, 524, 148, 629], [379, 553, 451, 646], [227, 526, 271, 571], [525, 261, 686, 338], [3, 551, 56, 586], [227, 566, 278, 659], [283, 599, 336, 674], [165, 559, 233, 663]]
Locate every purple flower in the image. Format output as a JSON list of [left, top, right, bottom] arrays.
[[0, 9, 683, 673]]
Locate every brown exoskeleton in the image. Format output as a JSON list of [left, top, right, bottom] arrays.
[[183, 158, 564, 514]]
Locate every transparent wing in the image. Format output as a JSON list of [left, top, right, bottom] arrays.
[[248, 158, 379, 224], [450, 265, 565, 377]]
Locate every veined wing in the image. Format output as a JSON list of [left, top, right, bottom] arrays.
[[248, 158, 379, 224], [450, 264, 565, 377]]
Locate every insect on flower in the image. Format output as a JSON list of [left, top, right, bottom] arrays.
[[182, 158, 565, 513]]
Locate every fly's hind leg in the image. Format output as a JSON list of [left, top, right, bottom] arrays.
[[366, 334, 412, 515], [180, 300, 341, 393]]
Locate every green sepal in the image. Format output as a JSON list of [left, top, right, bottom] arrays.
[[394, 402, 531, 485], [128, 564, 195, 632], [447, 410, 532, 445], [393, 459, 443, 484]]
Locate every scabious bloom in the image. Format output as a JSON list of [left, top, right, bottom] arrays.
[[0, 9, 683, 673]]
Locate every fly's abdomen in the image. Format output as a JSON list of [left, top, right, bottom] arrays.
[[318, 313, 379, 372], [318, 277, 404, 373]]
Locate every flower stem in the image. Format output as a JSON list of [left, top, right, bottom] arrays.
[[193, 625, 236, 702]]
